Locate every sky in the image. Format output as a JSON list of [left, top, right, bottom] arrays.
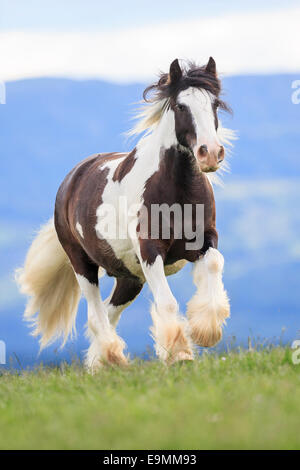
[[1, 0, 300, 82]]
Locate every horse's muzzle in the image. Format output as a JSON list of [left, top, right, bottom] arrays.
[[196, 144, 225, 172]]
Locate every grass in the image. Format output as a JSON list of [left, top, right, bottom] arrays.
[[0, 347, 299, 450]]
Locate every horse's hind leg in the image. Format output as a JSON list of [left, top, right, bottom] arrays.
[[60, 244, 128, 371], [187, 236, 230, 347], [105, 277, 143, 328], [76, 271, 128, 371]]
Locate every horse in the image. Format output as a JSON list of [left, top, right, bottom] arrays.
[[17, 57, 234, 372]]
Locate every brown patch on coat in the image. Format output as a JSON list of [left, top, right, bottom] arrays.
[[169, 97, 197, 149], [112, 148, 137, 182], [110, 277, 143, 307]]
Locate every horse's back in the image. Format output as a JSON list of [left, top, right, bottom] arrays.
[[54, 152, 138, 279], [55, 152, 127, 222]]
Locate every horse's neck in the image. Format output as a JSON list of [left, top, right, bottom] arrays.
[[135, 111, 201, 201], [136, 109, 177, 166]]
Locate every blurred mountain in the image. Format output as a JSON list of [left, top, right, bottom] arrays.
[[0, 75, 299, 367]]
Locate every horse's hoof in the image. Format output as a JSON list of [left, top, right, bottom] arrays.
[[101, 341, 129, 367], [105, 353, 129, 367], [169, 350, 194, 364], [85, 357, 102, 375]]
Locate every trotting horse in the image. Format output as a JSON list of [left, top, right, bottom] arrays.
[[17, 58, 234, 372]]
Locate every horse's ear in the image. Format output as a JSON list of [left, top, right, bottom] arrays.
[[169, 59, 182, 85], [205, 56, 217, 76]]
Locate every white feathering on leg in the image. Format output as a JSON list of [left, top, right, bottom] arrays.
[[187, 248, 230, 347], [150, 304, 194, 364]]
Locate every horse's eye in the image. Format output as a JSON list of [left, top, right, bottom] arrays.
[[176, 104, 185, 112]]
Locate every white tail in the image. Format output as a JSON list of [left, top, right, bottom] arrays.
[[16, 219, 81, 349]]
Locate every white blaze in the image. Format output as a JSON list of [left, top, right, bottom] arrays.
[[177, 88, 220, 152]]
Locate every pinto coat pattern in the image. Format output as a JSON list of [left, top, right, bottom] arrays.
[[17, 58, 234, 372]]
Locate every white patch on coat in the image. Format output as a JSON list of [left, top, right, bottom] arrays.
[[141, 255, 179, 314], [76, 222, 84, 238], [76, 274, 110, 335]]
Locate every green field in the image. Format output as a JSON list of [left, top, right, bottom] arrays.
[[0, 347, 299, 450]]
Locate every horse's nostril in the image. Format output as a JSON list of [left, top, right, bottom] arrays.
[[199, 145, 208, 156], [218, 146, 225, 162]]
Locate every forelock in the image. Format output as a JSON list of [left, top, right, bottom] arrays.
[[144, 62, 219, 100], [178, 88, 214, 108], [143, 60, 231, 113]]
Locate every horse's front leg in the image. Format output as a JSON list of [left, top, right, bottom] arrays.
[[187, 231, 230, 347], [136, 244, 194, 364]]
